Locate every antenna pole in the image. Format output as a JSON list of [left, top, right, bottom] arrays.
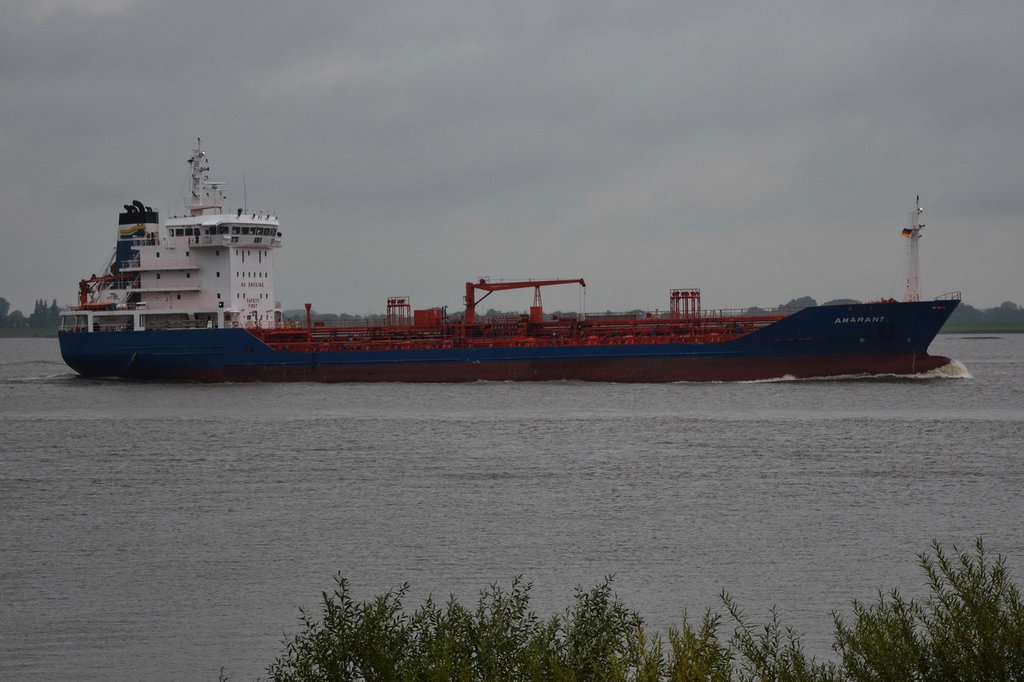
[[902, 195, 925, 301]]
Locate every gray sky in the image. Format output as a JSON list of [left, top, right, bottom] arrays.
[[2, 0, 1021, 316]]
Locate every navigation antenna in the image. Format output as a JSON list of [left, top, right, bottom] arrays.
[[186, 137, 226, 216], [902, 195, 925, 301]]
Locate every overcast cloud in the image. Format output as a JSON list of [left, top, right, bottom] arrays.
[[2, 0, 1021, 315]]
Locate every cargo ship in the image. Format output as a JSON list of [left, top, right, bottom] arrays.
[[58, 141, 960, 382]]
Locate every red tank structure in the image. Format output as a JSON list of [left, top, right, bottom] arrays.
[[247, 279, 785, 355]]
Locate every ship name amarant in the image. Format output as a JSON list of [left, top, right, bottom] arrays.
[[833, 316, 886, 324]]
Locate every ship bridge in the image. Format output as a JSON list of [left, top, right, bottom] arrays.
[[61, 139, 285, 332]]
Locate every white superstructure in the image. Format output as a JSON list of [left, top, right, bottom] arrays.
[[61, 140, 283, 332]]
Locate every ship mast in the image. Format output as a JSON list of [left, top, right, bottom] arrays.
[[902, 195, 925, 301], [186, 137, 226, 216]]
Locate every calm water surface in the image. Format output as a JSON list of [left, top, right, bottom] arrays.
[[2, 335, 1022, 681]]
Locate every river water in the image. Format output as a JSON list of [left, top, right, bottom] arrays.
[[1, 334, 1022, 681]]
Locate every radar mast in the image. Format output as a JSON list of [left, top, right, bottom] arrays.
[[902, 195, 925, 301], [186, 138, 226, 216]]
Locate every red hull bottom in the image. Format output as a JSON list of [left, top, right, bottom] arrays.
[[158, 351, 955, 383]]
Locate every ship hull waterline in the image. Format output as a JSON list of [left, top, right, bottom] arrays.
[[59, 299, 961, 382], [61, 350, 953, 383], [59, 324, 957, 383]]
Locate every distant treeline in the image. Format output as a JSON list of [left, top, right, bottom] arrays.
[[0, 297, 60, 329], [943, 300, 1024, 329]]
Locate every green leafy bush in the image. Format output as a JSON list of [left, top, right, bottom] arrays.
[[833, 538, 1024, 681], [260, 540, 1023, 681]]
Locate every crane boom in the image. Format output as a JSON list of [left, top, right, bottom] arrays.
[[464, 278, 586, 323]]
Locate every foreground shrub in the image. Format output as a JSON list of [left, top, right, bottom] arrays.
[[261, 540, 1022, 681], [833, 538, 1024, 681]]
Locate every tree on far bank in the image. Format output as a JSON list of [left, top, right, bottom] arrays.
[[28, 299, 60, 328], [6, 310, 26, 327]]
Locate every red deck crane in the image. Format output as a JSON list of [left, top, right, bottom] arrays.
[[77, 273, 134, 306], [464, 278, 586, 324]]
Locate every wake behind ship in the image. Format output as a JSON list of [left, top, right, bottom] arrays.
[[59, 141, 960, 382]]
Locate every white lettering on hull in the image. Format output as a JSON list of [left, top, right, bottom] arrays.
[[834, 316, 886, 324]]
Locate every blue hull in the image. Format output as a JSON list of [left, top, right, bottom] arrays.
[[59, 300, 958, 382]]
